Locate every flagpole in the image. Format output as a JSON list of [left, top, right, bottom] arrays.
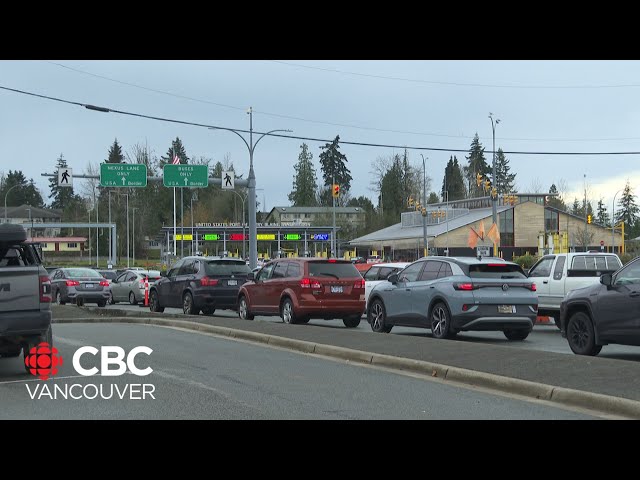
[[173, 146, 177, 257]]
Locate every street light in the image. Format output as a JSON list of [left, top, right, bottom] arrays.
[[419, 154, 428, 257], [132, 207, 138, 267], [489, 113, 500, 257], [117, 192, 129, 268], [209, 107, 291, 269], [4, 182, 27, 222], [613, 188, 623, 253], [190, 194, 197, 256]]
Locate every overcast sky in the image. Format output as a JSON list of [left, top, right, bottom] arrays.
[[1, 60, 639, 215]]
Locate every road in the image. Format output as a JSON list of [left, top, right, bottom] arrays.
[[102, 303, 640, 361], [0, 323, 603, 419]]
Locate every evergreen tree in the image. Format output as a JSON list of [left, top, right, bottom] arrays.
[[547, 184, 566, 211], [288, 143, 317, 206], [318, 135, 352, 206], [596, 198, 610, 226], [572, 198, 580, 216], [427, 192, 440, 204], [442, 155, 466, 201], [464, 134, 490, 198], [105, 139, 125, 163], [495, 148, 516, 193], [159, 137, 190, 166], [0, 171, 44, 208], [615, 180, 639, 230], [379, 155, 404, 226], [48, 154, 81, 209]]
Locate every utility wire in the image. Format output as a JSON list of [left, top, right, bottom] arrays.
[[3, 84, 640, 156], [45, 61, 640, 143]]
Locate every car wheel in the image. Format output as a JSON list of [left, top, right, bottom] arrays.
[[129, 292, 138, 305], [97, 300, 107, 308], [23, 325, 53, 374], [343, 315, 361, 328], [430, 302, 456, 339], [503, 329, 530, 341], [149, 290, 164, 313], [202, 307, 215, 315], [368, 299, 392, 333], [108, 292, 116, 305], [238, 296, 254, 320], [183, 292, 200, 315], [76, 297, 85, 307], [281, 298, 297, 324], [297, 316, 310, 324], [567, 312, 602, 356], [56, 291, 66, 306]]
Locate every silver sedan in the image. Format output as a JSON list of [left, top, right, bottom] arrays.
[[109, 270, 161, 305]]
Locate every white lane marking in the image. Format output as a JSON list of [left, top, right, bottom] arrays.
[[53, 336, 97, 348], [0, 372, 135, 386]]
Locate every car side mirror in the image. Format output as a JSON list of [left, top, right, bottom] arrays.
[[387, 273, 398, 284], [600, 273, 612, 287], [160, 271, 167, 277], [247, 272, 255, 281]]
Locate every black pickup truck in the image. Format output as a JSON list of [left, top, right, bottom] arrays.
[[0, 224, 53, 370]]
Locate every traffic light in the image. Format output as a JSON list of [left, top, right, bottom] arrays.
[[491, 187, 498, 199], [476, 173, 483, 187], [587, 214, 592, 224], [332, 184, 340, 198], [484, 178, 491, 193], [407, 195, 414, 207]]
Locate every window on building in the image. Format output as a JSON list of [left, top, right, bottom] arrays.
[[545, 208, 559, 233], [498, 208, 514, 246], [67, 242, 78, 248]]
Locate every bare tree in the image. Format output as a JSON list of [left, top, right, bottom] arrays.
[[528, 177, 543, 193], [573, 225, 595, 250], [81, 161, 100, 208], [126, 141, 155, 173]]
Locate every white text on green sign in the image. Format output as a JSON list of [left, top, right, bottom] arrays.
[[100, 163, 148, 187], [163, 164, 209, 188]]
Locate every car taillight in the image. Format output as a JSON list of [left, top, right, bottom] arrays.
[[328, 259, 336, 263], [529, 283, 537, 291], [453, 283, 476, 291], [66, 280, 80, 287], [201, 277, 219, 286], [39, 275, 52, 303], [99, 280, 110, 287], [353, 278, 365, 289], [462, 304, 470, 311], [300, 278, 321, 289]]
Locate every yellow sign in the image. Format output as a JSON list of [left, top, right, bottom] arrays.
[[257, 234, 276, 240], [175, 234, 193, 240]]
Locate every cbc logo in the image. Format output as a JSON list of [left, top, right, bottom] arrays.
[[73, 346, 153, 377]]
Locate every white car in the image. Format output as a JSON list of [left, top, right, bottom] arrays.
[[363, 262, 411, 308]]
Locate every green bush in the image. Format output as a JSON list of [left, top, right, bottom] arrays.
[[512, 253, 538, 269], [619, 253, 639, 265]]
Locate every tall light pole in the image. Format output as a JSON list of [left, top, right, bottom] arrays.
[[209, 108, 291, 269], [613, 188, 623, 254], [420, 154, 428, 257], [132, 207, 137, 267], [190, 194, 197, 256], [117, 192, 129, 268], [584, 174, 587, 252], [489, 113, 500, 256], [108, 190, 112, 267], [26, 207, 32, 238], [4, 182, 26, 222]]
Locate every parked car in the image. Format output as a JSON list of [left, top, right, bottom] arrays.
[[95, 269, 118, 284], [367, 256, 538, 340], [351, 256, 366, 264], [237, 258, 366, 327], [49, 267, 111, 307], [560, 256, 640, 356], [109, 269, 161, 305], [149, 256, 251, 315], [527, 252, 622, 327], [0, 224, 52, 367], [363, 262, 411, 308]]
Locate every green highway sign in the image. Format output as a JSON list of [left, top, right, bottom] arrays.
[[203, 234, 220, 241], [163, 164, 209, 188], [284, 234, 301, 240], [100, 163, 147, 187]]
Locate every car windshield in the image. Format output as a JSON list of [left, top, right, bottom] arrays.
[[67, 268, 103, 278], [468, 264, 526, 279], [308, 261, 360, 278], [203, 260, 251, 276]]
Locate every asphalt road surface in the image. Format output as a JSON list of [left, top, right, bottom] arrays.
[[0, 323, 602, 419], [102, 303, 640, 361]]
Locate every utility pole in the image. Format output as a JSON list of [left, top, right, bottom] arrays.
[[332, 172, 336, 258], [132, 207, 137, 267], [420, 154, 428, 257], [489, 113, 500, 257]]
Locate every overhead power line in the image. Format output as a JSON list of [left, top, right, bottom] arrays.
[[45, 61, 640, 143], [3, 84, 640, 156]]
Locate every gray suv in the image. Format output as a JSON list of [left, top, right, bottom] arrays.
[[367, 256, 538, 340]]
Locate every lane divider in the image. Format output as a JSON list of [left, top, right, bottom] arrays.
[[52, 315, 640, 419]]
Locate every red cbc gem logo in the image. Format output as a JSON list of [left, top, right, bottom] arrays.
[[24, 342, 63, 380]]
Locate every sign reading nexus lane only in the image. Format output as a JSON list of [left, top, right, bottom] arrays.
[[163, 164, 209, 188], [100, 164, 148, 187]]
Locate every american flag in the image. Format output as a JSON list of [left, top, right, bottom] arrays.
[[172, 155, 180, 165]]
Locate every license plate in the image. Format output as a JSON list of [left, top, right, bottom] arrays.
[[227, 280, 237, 286], [84, 283, 94, 289], [498, 305, 516, 314], [330, 286, 343, 293]]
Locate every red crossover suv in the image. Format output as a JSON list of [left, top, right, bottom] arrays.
[[237, 258, 366, 327]]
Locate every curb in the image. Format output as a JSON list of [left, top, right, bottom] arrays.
[[52, 315, 640, 419]]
